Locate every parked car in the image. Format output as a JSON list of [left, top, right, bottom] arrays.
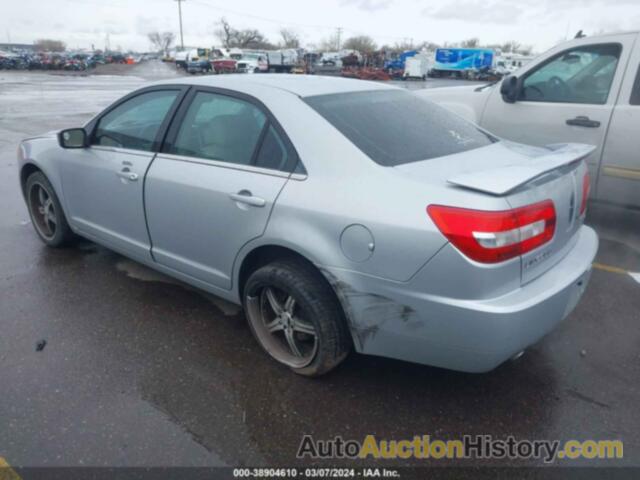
[[17, 76, 597, 376], [417, 31, 640, 208]]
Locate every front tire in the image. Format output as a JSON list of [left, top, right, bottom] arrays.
[[243, 259, 351, 377], [25, 171, 75, 247]]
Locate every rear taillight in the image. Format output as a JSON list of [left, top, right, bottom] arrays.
[[427, 201, 556, 264], [580, 171, 590, 216]]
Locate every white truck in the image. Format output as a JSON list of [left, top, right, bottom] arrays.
[[417, 31, 640, 209], [266, 49, 298, 73], [236, 52, 268, 73]]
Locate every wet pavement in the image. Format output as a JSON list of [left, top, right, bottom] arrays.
[[0, 62, 639, 470]]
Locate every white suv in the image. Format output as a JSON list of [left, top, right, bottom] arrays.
[[417, 31, 640, 209]]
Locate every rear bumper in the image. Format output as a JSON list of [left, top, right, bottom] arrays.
[[324, 225, 598, 372]]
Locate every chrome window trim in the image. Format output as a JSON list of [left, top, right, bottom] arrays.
[[155, 152, 294, 179], [90, 146, 155, 157]]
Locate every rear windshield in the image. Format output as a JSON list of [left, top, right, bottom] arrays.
[[304, 90, 496, 166]]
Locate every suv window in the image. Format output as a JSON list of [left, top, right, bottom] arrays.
[[305, 90, 495, 166], [93, 90, 179, 151], [520, 44, 621, 104], [172, 92, 266, 166]]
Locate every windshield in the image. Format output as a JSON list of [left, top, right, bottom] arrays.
[[304, 89, 496, 166]]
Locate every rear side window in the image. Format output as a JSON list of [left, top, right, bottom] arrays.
[[631, 63, 640, 105], [255, 126, 288, 170], [304, 90, 495, 166], [172, 92, 266, 165]]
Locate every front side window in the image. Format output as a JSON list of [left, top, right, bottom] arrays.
[[172, 92, 267, 166], [305, 90, 495, 166], [93, 90, 179, 151], [520, 44, 621, 104]]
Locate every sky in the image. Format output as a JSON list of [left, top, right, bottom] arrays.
[[2, 0, 640, 53]]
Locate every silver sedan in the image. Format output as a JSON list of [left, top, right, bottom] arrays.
[[17, 75, 598, 376]]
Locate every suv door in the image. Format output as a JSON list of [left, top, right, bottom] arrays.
[[480, 34, 636, 200], [145, 88, 297, 290], [599, 38, 640, 208], [60, 87, 185, 261]]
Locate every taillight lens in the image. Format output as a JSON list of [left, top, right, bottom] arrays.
[[580, 171, 590, 216], [427, 201, 556, 264]]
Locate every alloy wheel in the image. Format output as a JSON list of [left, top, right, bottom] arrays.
[[246, 286, 318, 368], [28, 183, 57, 240]]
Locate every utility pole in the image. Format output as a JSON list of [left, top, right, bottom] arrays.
[[336, 27, 343, 51], [175, 0, 186, 51]]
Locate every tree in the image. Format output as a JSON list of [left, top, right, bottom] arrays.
[[279, 28, 300, 49], [216, 18, 235, 48], [319, 32, 341, 52], [147, 32, 175, 56], [235, 29, 272, 49], [500, 40, 520, 54], [343, 35, 377, 54], [460, 38, 480, 48], [34, 39, 66, 52], [215, 18, 273, 50]]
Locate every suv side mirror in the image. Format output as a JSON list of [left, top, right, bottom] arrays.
[[58, 128, 87, 148], [500, 75, 520, 104]]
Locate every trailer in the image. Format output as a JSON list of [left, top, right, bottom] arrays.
[[266, 49, 298, 73], [403, 54, 432, 80], [431, 48, 495, 77]]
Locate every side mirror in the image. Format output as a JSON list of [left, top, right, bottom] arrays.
[[500, 75, 520, 104], [58, 128, 87, 149]]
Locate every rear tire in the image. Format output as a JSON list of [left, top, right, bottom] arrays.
[[243, 259, 351, 377], [25, 171, 75, 247]]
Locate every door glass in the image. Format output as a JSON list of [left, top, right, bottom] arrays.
[[172, 92, 266, 165], [93, 90, 179, 151], [255, 126, 288, 170], [630, 63, 640, 105], [520, 44, 621, 104]]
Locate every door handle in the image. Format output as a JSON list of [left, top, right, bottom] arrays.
[[229, 191, 266, 207], [566, 116, 601, 128], [116, 170, 139, 181]]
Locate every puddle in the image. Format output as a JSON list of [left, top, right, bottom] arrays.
[[116, 259, 242, 316]]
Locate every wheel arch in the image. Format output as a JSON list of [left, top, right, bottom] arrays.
[[238, 244, 321, 299], [20, 162, 44, 198], [235, 243, 356, 346]]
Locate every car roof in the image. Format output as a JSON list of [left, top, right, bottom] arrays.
[[150, 74, 398, 98]]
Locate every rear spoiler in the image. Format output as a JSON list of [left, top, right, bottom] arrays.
[[447, 143, 596, 195]]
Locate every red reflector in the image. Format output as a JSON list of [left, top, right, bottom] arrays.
[[427, 201, 556, 264], [580, 171, 590, 216]]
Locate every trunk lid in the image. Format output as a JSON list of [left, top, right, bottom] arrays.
[[395, 141, 594, 285]]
